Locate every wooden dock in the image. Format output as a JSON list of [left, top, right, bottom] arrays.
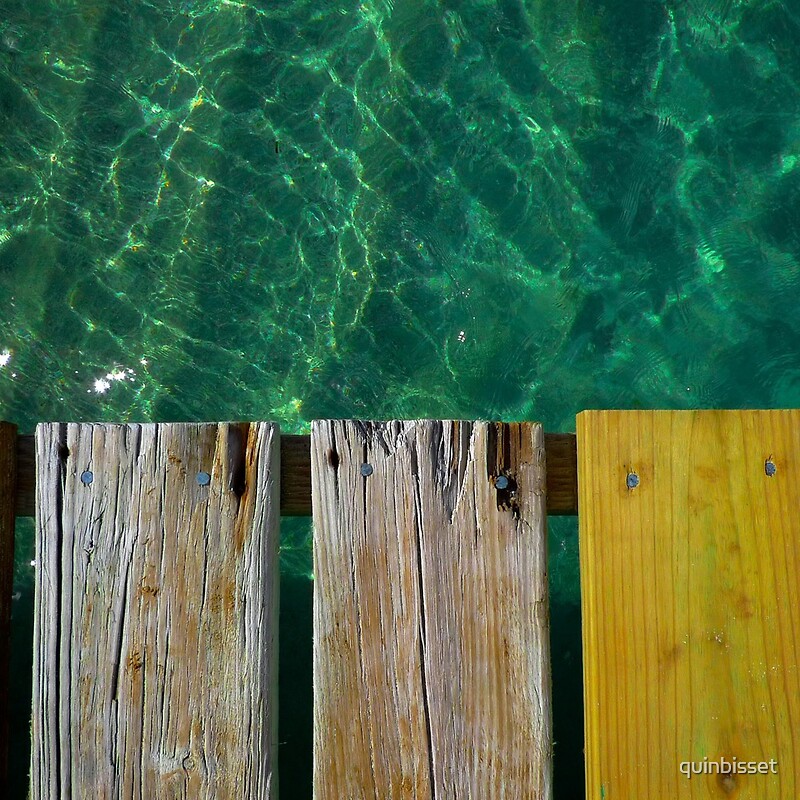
[[0, 412, 798, 797], [4, 419, 559, 798]]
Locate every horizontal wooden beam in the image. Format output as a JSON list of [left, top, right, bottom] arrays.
[[13, 430, 578, 518]]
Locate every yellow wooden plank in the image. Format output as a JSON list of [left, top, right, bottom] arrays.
[[579, 410, 800, 799], [32, 422, 280, 799], [311, 420, 552, 799]]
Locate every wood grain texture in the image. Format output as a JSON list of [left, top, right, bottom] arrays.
[[0, 422, 16, 793], [32, 422, 280, 799], [579, 410, 800, 799], [311, 420, 552, 799], [15, 431, 578, 517]]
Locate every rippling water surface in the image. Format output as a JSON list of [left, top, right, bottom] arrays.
[[3, 0, 800, 795]]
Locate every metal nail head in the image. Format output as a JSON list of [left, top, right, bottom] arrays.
[[360, 463, 373, 477], [495, 475, 509, 489], [197, 471, 211, 486], [626, 472, 639, 489], [765, 459, 776, 477], [80, 470, 93, 485]]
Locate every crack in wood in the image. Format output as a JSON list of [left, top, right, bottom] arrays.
[[227, 423, 248, 499], [409, 435, 436, 797]]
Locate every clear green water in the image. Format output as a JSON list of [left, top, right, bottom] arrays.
[[2, 0, 800, 796]]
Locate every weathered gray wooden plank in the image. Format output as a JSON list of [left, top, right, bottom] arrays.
[[311, 420, 552, 799], [32, 422, 280, 799], [0, 421, 15, 792]]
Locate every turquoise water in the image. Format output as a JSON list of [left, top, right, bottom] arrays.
[[3, 0, 800, 796]]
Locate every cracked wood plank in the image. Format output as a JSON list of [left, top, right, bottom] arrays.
[[32, 422, 280, 799], [311, 419, 552, 799], [579, 410, 800, 799]]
